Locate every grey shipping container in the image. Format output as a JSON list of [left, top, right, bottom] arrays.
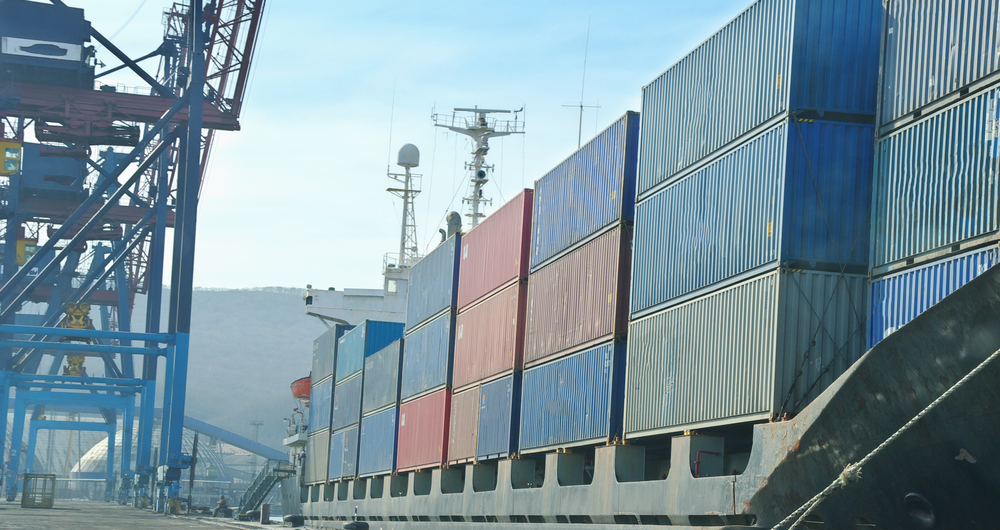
[[362, 339, 403, 414], [878, 0, 1000, 134], [308, 378, 333, 434], [530, 112, 639, 270], [332, 373, 363, 432], [519, 340, 625, 454], [312, 324, 353, 384], [400, 310, 455, 401], [304, 430, 330, 485], [625, 268, 867, 439], [638, 0, 881, 198], [406, 234, 461, 331], [871, 86, 1000, 273], [631, 119, 874, 317], [477, 374, 520, 461], [336, 320, 404, 383], [328, 426, 359, 481], [358, 407, 398, 477]]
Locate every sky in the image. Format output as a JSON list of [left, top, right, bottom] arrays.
[[76, 0, 755, 290]]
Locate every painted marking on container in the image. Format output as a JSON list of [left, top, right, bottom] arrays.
[[608, 293, 613, 304], [767, 221, 773, 238], [611, 189, 617, 200], [776, 74, 781, 90], [457, 324, 463, 339], [463, 244, 468, 259], [955, 448, 977, 464], [400, 413, 405, 426]]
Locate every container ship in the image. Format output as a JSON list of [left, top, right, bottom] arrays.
[[281, 0, 1000, 528]]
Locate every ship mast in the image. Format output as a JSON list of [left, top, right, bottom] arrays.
[[387, 144, 421, 268], [433, 107, 524, 227]]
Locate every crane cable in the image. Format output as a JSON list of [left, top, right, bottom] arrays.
[[771, 345, 1000, 530]]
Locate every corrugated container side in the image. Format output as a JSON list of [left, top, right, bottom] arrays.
[[453, 282, 527, 390], [631, 119, 874, 316], [362, 339, 403, 414], [358, 407, 398, 477], [336, 320, 405, 383], [638, 0, 880, 196], [400, 310, 454, 401], [477, 374, 520, 461], [524, 227, 631, 366], [457, 190, 533, 310], [328, 426, 360, 481], [870, 246, 1000, 347], [519, 341, 625, 453], [624, 269, 867, 438], [871, 88, 1000, 270], [304, 430, 330, 485], [406, 234, 461, 331], [311, 324, 353, 384], [308, 378, 333, 434], [331, 373, 363, 432], [327, 428, 345, 481], [397, 389, 451, 471], [879, 0, 1000, 129], [447, 386, 479, 464], [530, 112, 639, 270]]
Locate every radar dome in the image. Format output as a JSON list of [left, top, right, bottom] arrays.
[[397, 144, 420, 168]]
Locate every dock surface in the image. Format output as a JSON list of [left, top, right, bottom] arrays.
[[0, 500, 252, 529]]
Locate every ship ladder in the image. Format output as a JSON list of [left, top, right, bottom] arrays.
[[236, 458, 296, 520]]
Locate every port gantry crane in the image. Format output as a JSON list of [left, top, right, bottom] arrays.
[[0, 0, 265, 509]]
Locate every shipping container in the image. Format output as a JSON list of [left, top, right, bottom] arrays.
[[328, 426, 359, 481], [870, 246, 999, 348], [638, 0, 881, 198], [400, 310, 454, 401], [331, 373, 363, 432], [308, 378, 333, 434], [878, 0, 1000, 133], [524, 227, 631, 366], [871, 87, 1000, 272], [477, 374, 520, 461], [631, 119, 874, 317], [530, 112, 639, 270], [362, 339, 403, 415], [519, 341, 624, 453], [397, 389, 451, 472], [358, 407, 398, 477], [447, 386, 479, 464], [304, 430, 330, 485], [336, 320, 404, 383], [453, 282, 527, 391], [406, 234, 461, 331], [625, 269, 867, 439], [457, 189, 533, 310], [311, 324, 353, 384]]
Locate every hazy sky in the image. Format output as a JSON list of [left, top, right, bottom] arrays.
[[77, 0, 754, 290]]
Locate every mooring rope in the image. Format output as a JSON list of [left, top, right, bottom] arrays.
[[771, 345, 1000, 530]]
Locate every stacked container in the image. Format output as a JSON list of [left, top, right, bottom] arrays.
[[358, 339, 403, 477], [625, 0, 880, 439], [328, 320, 403, 482], [397, 234, 461, 471], [519, 112, 638, 453], [305, 323, 353, 485], [868, 0, 1000, 347], [448, 190, 532, 464]]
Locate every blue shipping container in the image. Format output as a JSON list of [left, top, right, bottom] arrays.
[[871, 87, 1000, 271], [336, 320, 404, 383], [312, 324, 353, 384], [476, 374, 520, 461], [519, 340, 624, 453], [870, 246, 999, 348], [638, 0, 881, 198], [358, 407, 398, 477], [328, 426, 360, 481], [362, 339, 403, 414], [631, 119, 874, 317], [332, 373, 364, 432], [530, 112, 639, 270], [406, 234, 461, 331], [308, 378, 333, 434], [400, 310, 455, 401]]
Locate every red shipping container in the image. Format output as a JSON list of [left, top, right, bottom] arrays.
[[456, 189, 533, 311], [524, 226, 632, 367], [453, 282, 527, 391], [396, 389, 451, 472], [447, 386, 479, 464]]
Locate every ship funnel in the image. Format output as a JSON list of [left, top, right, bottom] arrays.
[[446, 211, 462, 238]]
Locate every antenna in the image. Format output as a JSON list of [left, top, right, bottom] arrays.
[[564, 17, 600, 149], [432, 106, 525, 227], [388, 144, 422, 268]]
